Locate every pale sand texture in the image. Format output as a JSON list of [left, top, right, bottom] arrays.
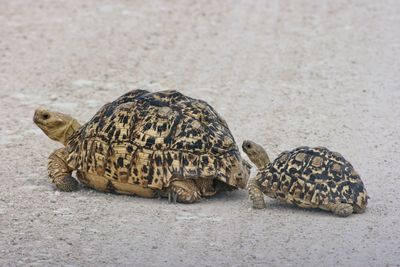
[[0, 1, 399, 266]]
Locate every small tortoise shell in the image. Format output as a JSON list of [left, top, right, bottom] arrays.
[[256, 147, 368, 210]]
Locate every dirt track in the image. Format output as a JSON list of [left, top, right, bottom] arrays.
[[1, 1, 400, 266]]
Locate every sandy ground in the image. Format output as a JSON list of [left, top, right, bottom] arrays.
[[1, 0, 400, 266]]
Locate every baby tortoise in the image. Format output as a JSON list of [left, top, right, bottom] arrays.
[[242, 140, 368, 217], [33, 90, 250, 203]]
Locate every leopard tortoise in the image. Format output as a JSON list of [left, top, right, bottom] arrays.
[[242, 140, 368, 217], [33, 90, 250, 203]]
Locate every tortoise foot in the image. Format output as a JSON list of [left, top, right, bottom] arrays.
[[54, 175, 79, 192], [168, 180, 201, 204]]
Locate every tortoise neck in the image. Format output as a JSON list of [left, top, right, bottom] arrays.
[[260, 162, 272, 171], [62, 119, 81, 146], [252, 154, 271, 170]]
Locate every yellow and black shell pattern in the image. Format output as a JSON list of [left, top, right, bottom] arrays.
[[256, 147, 368, 210], [66, 89, 248, 191]]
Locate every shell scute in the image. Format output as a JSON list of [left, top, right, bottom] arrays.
[[67, 89, 249, 193], [257, 146, 368, 210]]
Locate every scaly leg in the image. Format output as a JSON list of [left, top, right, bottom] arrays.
[[247, 176, 266, 209], [48, 148, 79, 191], [168, 180, 201, 204], [195, 178, 216, 197], [322, 203, 353, 217]]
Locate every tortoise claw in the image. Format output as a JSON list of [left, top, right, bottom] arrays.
[[168, 189, 178, 204]]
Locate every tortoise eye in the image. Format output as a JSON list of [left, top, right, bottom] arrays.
[[42, 113, 50, 120]]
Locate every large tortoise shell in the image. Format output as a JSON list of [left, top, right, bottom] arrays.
[[66, 90, 248, 190]]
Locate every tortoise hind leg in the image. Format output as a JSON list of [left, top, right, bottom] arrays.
[[353, 204, 366, 214], [168, 180, 201, 204], [195, 178, 216, 197], [48, 148, 79, 191], [322, 203, 353, 217]]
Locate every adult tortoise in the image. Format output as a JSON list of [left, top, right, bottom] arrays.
[[242, 140, 368, 217], [33, 90, 250, 203]]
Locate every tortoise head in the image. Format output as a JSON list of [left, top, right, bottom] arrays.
[[242, 140, 271, 169], [33, 107, 81, 146]]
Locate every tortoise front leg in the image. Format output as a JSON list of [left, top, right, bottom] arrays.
[[48, 148, 79, 191], [247, 176, 266, 209]]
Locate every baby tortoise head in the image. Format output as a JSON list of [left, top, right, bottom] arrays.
[[33, 107, 81, 146], [242, 140, 271, 169]]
